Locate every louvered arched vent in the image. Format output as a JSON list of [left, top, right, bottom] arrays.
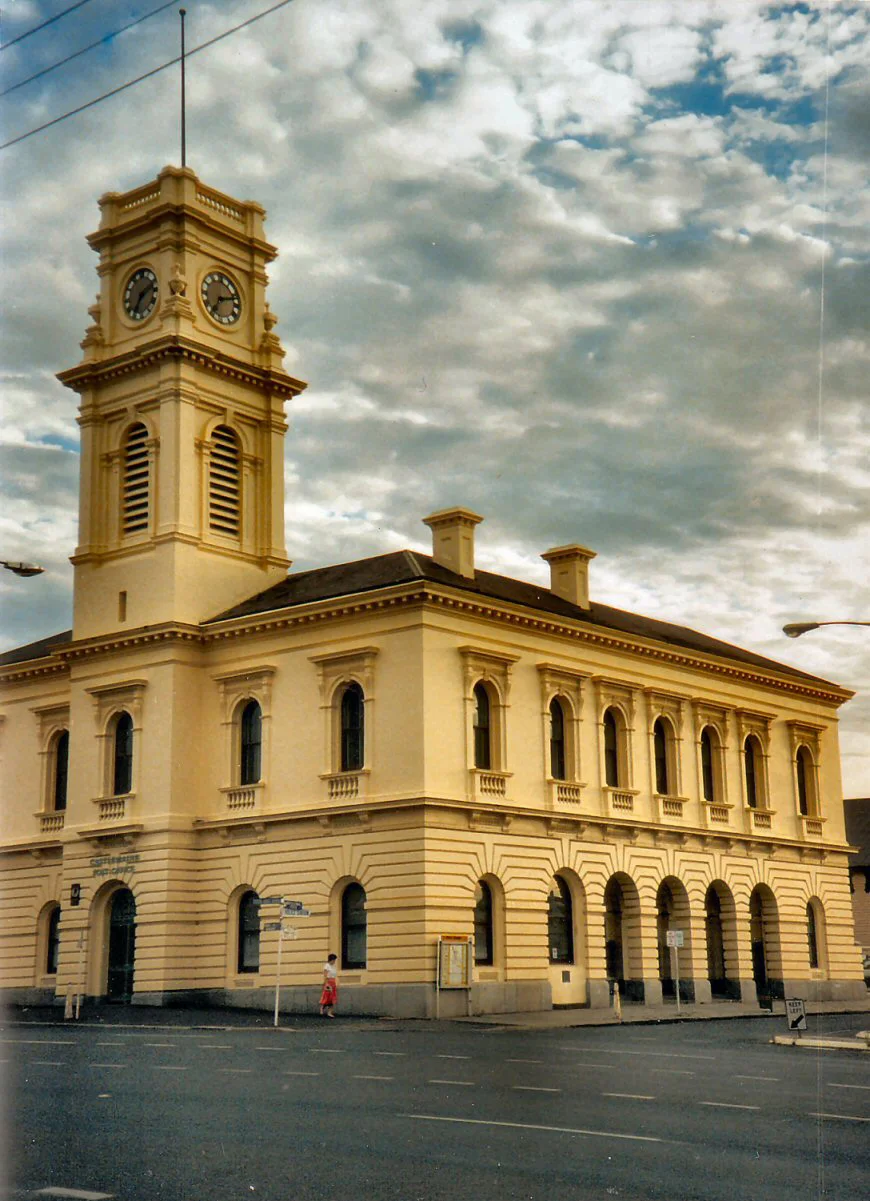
[[122, 423, 150, 535], [209, 425, 241, 536]]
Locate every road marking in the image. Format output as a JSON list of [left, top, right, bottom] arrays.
[[592, 1049, 715, 1061], [436, 1054, 470, 1059], [699, 1102, 760, 1111], [284, 1070, 320, 1076], [89, 1063, 126, 1069], [400, 1113, 669, 1144], [734, 1075, 779, 1082], [310, 1048, 344, 1054], [30, 1060, 64, 1066], [603, 1093, 655, 1101], [197, 1043, 232, 1049], [507, 1058, 542, 1064], [219, 1068, 253, 1074], [143, 1042, 176, 1048], [34, 1189, 115, 1199], [353, 1074, 394, 1081], [372, 1051, 405, 1057], [652, 1069, 694, 1076], [152, 1066, 187, 1071], [809, 1112, 870, 1123], [828, 1083, 870, 1091], [561, 1061, 613, 1069], [1, 1039, 74, 1045], [255, 1046, 288, 1051], [96, 1040, 126, 1046], [514, 1086, 561, 1093], [428, 1079, 475, 1086]]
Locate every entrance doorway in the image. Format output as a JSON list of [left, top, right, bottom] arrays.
[[106, 888, 136, 1002]]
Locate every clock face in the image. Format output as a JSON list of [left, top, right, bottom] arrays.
[[123, 267, 158, 321], [201, 271, 242, 325]]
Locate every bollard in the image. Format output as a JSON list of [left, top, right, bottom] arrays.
[[63, 989, 73, 1020], [613, 980, 622, 1022]]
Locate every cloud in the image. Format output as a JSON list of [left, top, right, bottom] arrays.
[[1, 0, 869, 793]]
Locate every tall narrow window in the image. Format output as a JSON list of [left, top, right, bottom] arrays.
[[549, 698, 566, 780], [122, 423, 150, 535], [474, 880, 494, 965], [547, 876, 574, 964], [700, 727, 715, 802], [653, 718, 669, 795], [744, 737, 759, 809], [209, 425, 241, 536], [340, 683, 364, 772], [240, 700, 262, 785], [473, 683, 492, 770], [46, 905, 61, 975], [113, 712, 133, 796], [796, 746, 814, 816], [237, 891, 260, 973], [53, 730, 69, 812], [806, 902, 819, 970], [341, 883, 367, 970], [603, 708, 619, 787]]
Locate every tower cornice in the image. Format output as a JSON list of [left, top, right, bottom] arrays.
[[57, 335, 307, 400]]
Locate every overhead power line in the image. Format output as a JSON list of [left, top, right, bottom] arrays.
[[2, 0, 98, 51], [2, 1, 178, 97], [1, 0, 295, 151]]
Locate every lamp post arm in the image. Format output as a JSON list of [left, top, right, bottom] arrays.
[[783, 620, 870, 638]]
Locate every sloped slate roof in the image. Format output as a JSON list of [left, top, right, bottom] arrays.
[[207, 549, 836, 688], [844, 798, 870, 867], [0, 629, 72, 667]]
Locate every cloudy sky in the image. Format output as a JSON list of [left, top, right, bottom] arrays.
[[1, 0, 868, 792]]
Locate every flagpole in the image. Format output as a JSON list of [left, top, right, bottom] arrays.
[[180, 8, 187, 168]]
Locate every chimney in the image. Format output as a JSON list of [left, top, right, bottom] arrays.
[[541, 544, 596, 610], [423, 507, 483, 579]]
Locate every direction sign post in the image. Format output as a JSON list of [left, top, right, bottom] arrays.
[[666, 929, 684, 1012], [265, 899, 312, 1027], [785, 997, 807, 1034]]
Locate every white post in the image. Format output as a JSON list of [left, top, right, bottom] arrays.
[[273, 928, 284, 1028], [74, 929, 85, 1020], [435, 937, 441, 1021], [613, 980, 622, 1021], [672, 944, 681, 1013]]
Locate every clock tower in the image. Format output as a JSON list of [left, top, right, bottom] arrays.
[[59, 165, 306, 640]]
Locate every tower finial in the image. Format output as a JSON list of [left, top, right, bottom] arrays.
[[180, 8, 187, 169]]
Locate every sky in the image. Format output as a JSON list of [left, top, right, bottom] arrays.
[[1, 0, 868, 794]]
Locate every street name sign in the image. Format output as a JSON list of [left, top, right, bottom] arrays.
[[665, 930, 684, 948], [283, 900, 311, 916], [255, 896, 284, 907], [262, 921, 282, 932]]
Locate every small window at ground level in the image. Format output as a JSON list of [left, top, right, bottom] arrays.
[[46, 906, 61, 975], [237, 891, 260, 973], [341, 883, 367, 970], [474, 880, 494, 965]]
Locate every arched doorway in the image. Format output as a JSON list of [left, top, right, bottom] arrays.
[[749, 885, 782, 1004], [604, 874, 642, 1002], [107, 888, 136, 1002], [656, 878, 693, 1002]]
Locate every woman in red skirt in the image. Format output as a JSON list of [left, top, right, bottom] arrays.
[[320, 953, 338, 1017]]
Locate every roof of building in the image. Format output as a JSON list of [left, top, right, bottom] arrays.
[[0, 629, 72, 667], [844, 798, 870, 867], [207, 548, 837, 688], [0, 549, 844, 691]]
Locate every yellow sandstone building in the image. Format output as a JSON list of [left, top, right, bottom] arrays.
[[0, 166, 864, 1016]]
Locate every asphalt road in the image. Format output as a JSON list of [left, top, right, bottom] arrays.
[[2, 1014, 868, 1201]]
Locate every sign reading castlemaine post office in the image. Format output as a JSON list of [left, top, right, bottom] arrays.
[[91, 853, 140, 878]]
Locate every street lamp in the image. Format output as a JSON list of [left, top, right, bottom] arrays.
[[783, 620, 870, 638], [1, 560, 44, 578]]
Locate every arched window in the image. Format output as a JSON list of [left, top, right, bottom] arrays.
[[209, 425, 241, 537], [653, 718, 669, 795], [744, 737, 759, 809], [474, 880, 494, 965], [341, 883, 367, 970], [122, 423, 150, 535], [547, 876, 574, 964], [113, 712, 134, 796], [46, 905, 61, 975], [796, 746, 815, 816], [237, 891, 260, 973], [473, 683, 492, 770], [53, 730, 69, 812], [340, 683, 364, 772], [549, 698, 566, 780], [806, 901, 819, 969], [700, 727, 716, 802], [239, 700, 262, 785], [603, 708, 620, 787]]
